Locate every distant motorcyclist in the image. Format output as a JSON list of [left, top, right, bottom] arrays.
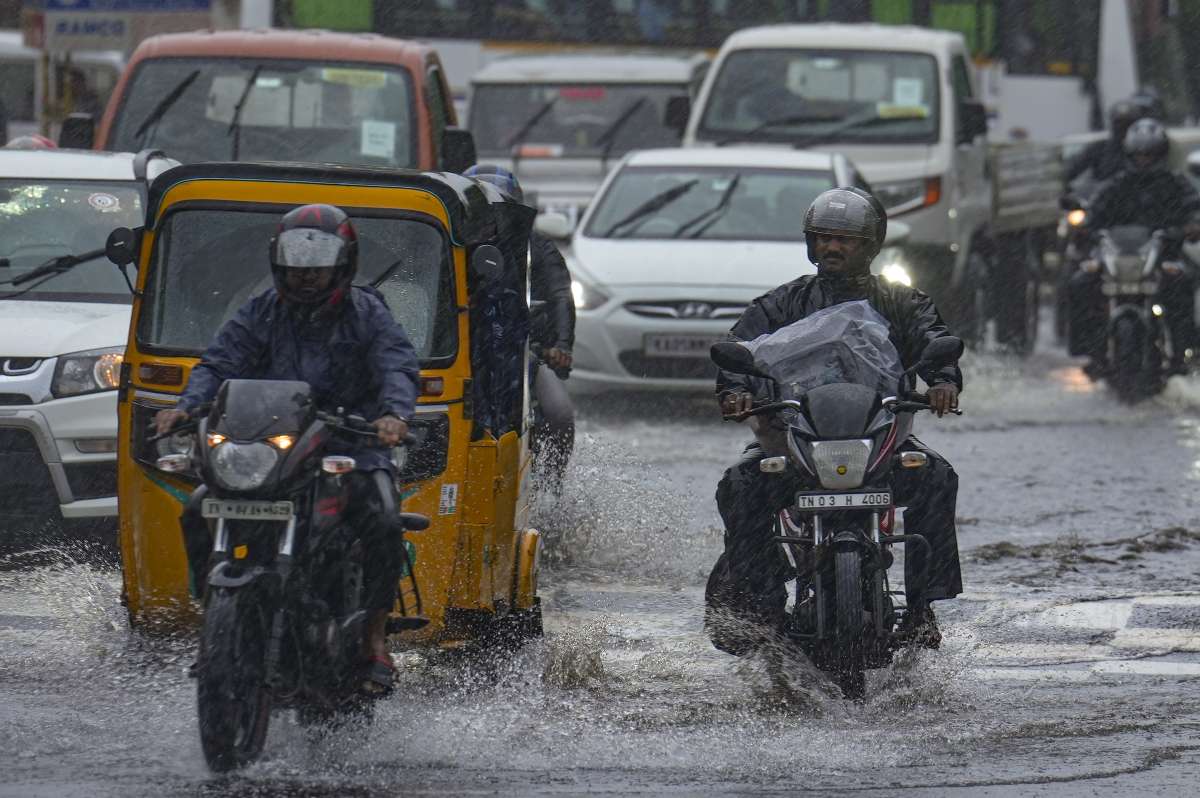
[[706, 187, 964, 655], [1068, 118, 1200, 376], [465, 164, 576, 484], [1131, 85, 1167, 123], [1064, 99, 1143, 185], [154, 203, 420, 695]]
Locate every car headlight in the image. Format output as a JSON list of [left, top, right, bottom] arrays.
[[52, 347, 124, 398], [211, 441, 278, 491], [874, 176, 941, 215], [877, 248, 914, 287], [571, 279, 608, 310], [810, 439, 872, 490]]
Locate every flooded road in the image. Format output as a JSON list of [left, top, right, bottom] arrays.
[[3, 344, 1200, 796]]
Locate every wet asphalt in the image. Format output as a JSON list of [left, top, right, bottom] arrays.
[[2, 336, 1200, 796]]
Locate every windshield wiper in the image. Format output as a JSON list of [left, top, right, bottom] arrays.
[[505, 97, 558, 150], [715, 112, 841, 146], [602, 179, 699, 238], [134, 69, 201, 148], [674, 174, 742, 239], [788, 111, 919, 150], [0, 249, 107, 300], [596, 97, 647, 171], [228, 64, 263, 161]]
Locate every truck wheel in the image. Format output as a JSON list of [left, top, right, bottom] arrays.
[[952, 250, 990, 348], [994, 232, 1040, 355]]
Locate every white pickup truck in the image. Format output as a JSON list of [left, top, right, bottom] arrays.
[[682, 23, 1060, 352]]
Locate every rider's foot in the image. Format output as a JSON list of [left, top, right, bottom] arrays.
[[361, 609, 395, 695], [897, 605, 941, 650]]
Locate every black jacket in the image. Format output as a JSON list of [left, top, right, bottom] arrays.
[[529, 231, 575, 351], [1065, 138, 1126, 185], [717, 274, 963, 400], [1087, 167, 1200, 231]]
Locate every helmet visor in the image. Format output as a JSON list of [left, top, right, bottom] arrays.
[[273, 228, 350, 269]]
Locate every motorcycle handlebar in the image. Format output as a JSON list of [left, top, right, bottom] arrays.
[[726, 394, 962, 421]]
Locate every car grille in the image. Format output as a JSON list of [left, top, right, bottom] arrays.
[[64, 462, 118, 500], [624, 301, 746, 320], [0, 393, 33, 405], [618, 351, 719, 380], [0, 428, 59, 516]]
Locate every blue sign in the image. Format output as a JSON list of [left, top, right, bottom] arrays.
[[42, 0, 210, 11]]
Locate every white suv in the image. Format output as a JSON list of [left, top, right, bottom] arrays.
[[0, 149, 176, 532]]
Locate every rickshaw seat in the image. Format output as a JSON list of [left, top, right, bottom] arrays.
[[399, 512, 430, 531]]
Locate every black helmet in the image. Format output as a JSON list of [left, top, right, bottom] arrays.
[[803, 187, 887, 267], [1108, 100, 1142, 141], [1131, 86, 1166, 121], [463, 163, 524, 204], [269, 203, 358, 306], [1123, 118, 1169, 170]]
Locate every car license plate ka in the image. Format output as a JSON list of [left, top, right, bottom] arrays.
[[796, 492, 891, 511], [201, 499, 294, 520], [643, 334, 722, 359]]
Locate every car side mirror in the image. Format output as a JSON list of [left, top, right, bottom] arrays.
[[58, 113, 95, 149], [534, 211, 572, 240], [664, 95, 691, 137], [469, 243, 503, 284], [106, 227, 141, 268], [956, 100, 988, 145], [710, 341, 766, 377], [441, 127, 477, 174], [883, 220, 911, 246]]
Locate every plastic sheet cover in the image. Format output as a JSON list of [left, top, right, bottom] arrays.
[[744, 300, 903, 398]]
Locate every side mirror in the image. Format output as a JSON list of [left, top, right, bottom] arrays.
[[883, 220, 911, 246], [918, 336, 964, 370], [664, 95, 691, 137], [469, 243, 504, 284], [58, 113, 95, 149], [710, 341, 765, 377], [957, 100, 988, 145], [441, 127, 477, 174], [105, 227, 141, 267], [534, 211, 572, 240]]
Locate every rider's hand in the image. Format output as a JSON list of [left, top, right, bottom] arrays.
[[154, 408, 189, 436], [926, 384, 959, 418], [373, 415, 408, 446], [545, 347, 573, 370], [720, 391, 754, 420]]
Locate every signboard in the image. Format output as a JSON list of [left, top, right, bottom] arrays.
[[23, 0, 214, 52]]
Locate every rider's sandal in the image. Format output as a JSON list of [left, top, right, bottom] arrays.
[[361, 654, 396, 697]]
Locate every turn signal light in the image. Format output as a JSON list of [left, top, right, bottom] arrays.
[[923, 176, 942, 208], [420, 376, 445, 397], [900, 451, 928, 468], [206, 432, 226, 447], [268, 434, 295, 450], [759, 456, 787, 473], [138, 363, 184, 386], [322, 455, 356, 474]]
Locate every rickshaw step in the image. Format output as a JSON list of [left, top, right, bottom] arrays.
[[387, 615, 430, 633]]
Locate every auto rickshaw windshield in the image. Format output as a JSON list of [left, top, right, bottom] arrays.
[[137, 207, 456, 362]]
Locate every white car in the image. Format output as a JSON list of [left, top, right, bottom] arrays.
[[563, 147, 910, 394], [0, 149, 177, 530]]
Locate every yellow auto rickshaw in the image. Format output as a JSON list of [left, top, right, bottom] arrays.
[[106, 161, 542, 646]]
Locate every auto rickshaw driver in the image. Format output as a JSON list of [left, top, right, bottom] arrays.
[[153, 203, 420, 695]]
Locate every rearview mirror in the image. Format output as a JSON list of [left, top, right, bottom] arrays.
[[534, 211, 572, 240], [105, 227, 141, 267], [441, 127, 477, 174], [919, 336, 964, 369], [883, 220, 910, 246], [957, 100, 988, 145], [469, 244, 504, 284], [664, 95, 691, 136], [58, 113, 95, 149], [710, 341, 765, 377]]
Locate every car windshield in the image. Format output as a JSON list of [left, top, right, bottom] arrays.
[[470, 83, 684, 156], [137, 209, 456, 364], [698, 49, 939, 145], [583, 166, 834, 241], [0, 179, 143, 303], [108, 58, 417, 167]]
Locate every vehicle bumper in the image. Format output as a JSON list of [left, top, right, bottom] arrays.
[[0, 391, 119, 520]]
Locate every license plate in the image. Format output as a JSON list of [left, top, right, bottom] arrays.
[[796, 491, 891, 511], [201, 499, 294, 520], [643, 334, 722, 359], [1102, 281, 1156, 296]]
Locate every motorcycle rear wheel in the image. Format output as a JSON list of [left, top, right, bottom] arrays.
[[834, 549, 866, 699], [196, 588, 273, 772]]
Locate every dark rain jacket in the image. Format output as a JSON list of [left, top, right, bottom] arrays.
[[529, 231, 575, 352], [1087, 166, 1200, 232], [1065, 138, 1127, 185], [716, 274, 963, 401], [177, 286, 420, 471]]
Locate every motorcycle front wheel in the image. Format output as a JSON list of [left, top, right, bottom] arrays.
[[196, 587, 274, 772], [833, 548, 866, 699], [1111, 315, 1146, 403]]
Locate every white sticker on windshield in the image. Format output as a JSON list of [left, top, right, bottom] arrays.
[[87, 192, 120, 212], [892, 77, 924, 107], [361, 119, 396, 160]]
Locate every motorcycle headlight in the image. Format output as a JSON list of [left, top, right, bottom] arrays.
[[1067, 209, 1087, 227], [571, 279, 608, 311], [211, 441, 278, 491], [52, 347, 124, 398], [810, 439, 873, 490]]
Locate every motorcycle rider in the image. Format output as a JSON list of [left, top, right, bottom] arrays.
[[464, 163, 576, 485], [1068, 118, 1200, 377], [154, 203, 420, 695], [707, 187, 963, 655], [1064, 98, 1144, 185]]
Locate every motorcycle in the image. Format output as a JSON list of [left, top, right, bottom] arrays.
[[1055, 193, 1093, 341], [710, 331, 963, 699], [154, 378, 429, 772], [1082, 224, 1177, 402]]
